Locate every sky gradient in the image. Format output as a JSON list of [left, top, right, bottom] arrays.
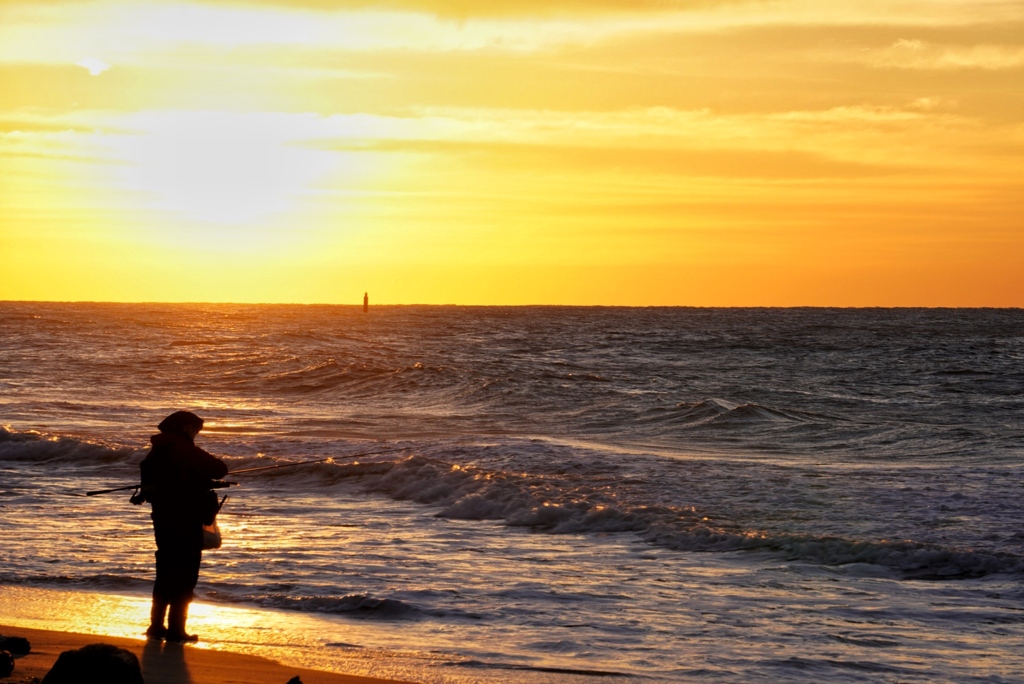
[[2, 0, 1022, 305]]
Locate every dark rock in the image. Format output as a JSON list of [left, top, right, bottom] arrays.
[[40, 644, 143, 684], [0, 650, 14, 677], [285, 677, 303, 684], [0, 636, 30, 655]]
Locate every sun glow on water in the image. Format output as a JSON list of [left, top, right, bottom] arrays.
[[0, 585, 361, 658]]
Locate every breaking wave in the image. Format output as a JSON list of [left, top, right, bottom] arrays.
[[4, 427, 1021, 583], [303, 454, 1024, 580], [0, 427, 141, 466]]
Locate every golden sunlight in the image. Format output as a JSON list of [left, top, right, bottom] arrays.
[[1, 0, 1022, 304], [105, 112, 339, 231]]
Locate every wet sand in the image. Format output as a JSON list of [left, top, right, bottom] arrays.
[[0, 625, 412, 684]]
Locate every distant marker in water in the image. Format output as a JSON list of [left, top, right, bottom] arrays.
[[363, 292, 368, 313]]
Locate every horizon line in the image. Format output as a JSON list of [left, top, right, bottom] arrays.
[[2, 299, 1021, 310]]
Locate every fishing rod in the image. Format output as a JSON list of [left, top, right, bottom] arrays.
[[85, 484, 143, 496], [228, 457, 335, 475], [84, 447, 401, 496], [85, 480, 235, 497]]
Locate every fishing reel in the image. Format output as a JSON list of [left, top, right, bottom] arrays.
[[129, 486, 153, 506]]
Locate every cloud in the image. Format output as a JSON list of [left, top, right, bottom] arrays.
[[323, 138, 912, 179], [867, 39, 1024, 70], [0, 3, 700, 62], [210, 0, 737, 17], [7, 0, 1024, 71], [75, 57, 110, 75], [286, 103, 989, 179]]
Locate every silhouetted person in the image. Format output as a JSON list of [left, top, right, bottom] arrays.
[[137, 411, 227, 642], [363, 292, 368, 313]]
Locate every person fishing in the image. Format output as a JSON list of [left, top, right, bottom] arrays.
[[136, 411, 227, 642]]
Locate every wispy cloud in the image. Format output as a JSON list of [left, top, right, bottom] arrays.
[[5, 0, 1024, 69], [865, 39, 1024, 70], [8, 102, 998, 180]]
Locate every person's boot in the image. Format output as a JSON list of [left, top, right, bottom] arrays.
[[166, 601, 198, 643], [146, 598, 168, 639]]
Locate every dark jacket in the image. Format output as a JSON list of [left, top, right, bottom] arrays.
[[140, 431, 228, 524]]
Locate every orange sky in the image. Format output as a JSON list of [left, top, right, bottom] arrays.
[[1, 0, 1022, 305]]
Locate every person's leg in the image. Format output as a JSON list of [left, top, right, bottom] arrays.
[[153, 516, 203, 641], [148, 520, 174, 638], [165, 541, 203, 642], [166, 600, 194, 641], [147, 597, 168, 639]]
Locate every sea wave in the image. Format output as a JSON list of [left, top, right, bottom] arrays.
[[201, 589, 478, 621], [643, 398, 835, 428], [0, 573, 151, 592], [262, 359, 457, 396], [0, 427, 141, 465], [5, 427, 1021, 581], [325, 454, 1024, 579]]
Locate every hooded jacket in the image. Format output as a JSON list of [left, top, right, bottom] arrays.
[[140, 431, 228, 524]]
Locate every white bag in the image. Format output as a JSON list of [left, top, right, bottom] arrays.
[[202, 521, 222, 550]]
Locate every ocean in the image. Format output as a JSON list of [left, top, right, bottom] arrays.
[[1, 302, 1022, 683]]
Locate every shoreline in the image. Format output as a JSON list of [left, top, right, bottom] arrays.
[[0, 586, 437, 684], [0, 624, 412, 684]]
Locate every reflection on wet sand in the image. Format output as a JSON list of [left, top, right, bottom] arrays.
[[143, 639, 193, 684]]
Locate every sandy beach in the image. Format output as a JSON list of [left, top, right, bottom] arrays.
[[0, 625, 411, 684]]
